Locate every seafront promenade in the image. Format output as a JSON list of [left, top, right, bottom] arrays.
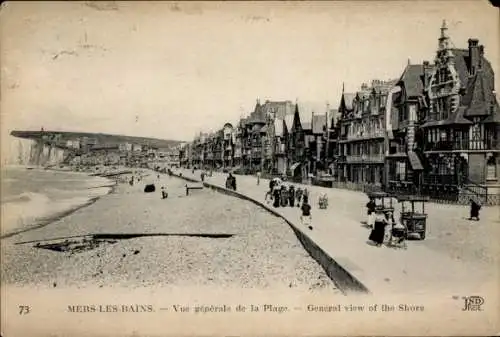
[[175, 169, 499, 298]]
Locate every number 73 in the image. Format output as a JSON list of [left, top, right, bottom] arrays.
[[19, 306, 31, 315]]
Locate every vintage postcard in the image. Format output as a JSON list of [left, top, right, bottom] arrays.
[[1, 1, 499, 336]]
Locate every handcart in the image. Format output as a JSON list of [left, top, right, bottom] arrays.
[[396, 195, 429, 240], [366, 191, 395, 216]]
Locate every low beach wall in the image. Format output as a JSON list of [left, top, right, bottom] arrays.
[[172, 172, 369, 295]]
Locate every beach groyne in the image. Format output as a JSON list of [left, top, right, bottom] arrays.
[[171, 171, 369, 295]]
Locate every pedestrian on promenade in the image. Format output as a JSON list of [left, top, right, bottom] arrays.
[[161, 186, 168, 199], [231, 174, 237, 191], [303, 188, 310, 202], [368, 210, 387, 247], [295, 187, 303, 207], [273, 185, 281, 208], [201, 171, 205, 182], [288, 185, 295, 207], [300, 200, 312, 229], [469, 198, 481, 221], [225, 174, 232, 189], [280, 185, 288, 207], [257, 171, 261, 185], [366, 197, 376, 228]]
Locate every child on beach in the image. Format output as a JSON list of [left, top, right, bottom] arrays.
[[161, 186, 168, 199]]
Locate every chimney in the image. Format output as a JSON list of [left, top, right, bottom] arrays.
[[468, 38, 480, 74]]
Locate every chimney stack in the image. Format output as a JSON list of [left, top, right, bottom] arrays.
[[468, 38, 480, 74]]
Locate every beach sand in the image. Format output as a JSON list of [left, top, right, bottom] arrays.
[[1, 172, 340, 293]]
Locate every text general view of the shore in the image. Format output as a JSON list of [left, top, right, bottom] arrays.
[[1, 1, 499, 336]]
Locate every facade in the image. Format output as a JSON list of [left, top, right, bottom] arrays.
[[337, 80, 395, 186], [132, 144, 142, 152], [182, 21, 498, 204], [420, 21, 499, 193], [386, 63, 429, 192], [260, 100, 295, 174], [288, 104, 307, 181], [233, 121, 244, 169], [310, 113, 328, 175], [119, 142, 132, 152], [66, 139, 81, 149], [222, 123, 234, 168], [325, 108, 340, 176]]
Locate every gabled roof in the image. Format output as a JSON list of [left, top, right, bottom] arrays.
[[284, 114, 294, 132], [341, 93, 355, 110], [462, 71, 496, 117], [482, 109, 500, 124], [261, 100, 294, 119], [450, 49, 470, 88], [399, 64, 425, 97], [312, 114, 327, 134], [481, 94, 500, 124], [274, 118, 285, 137], [329, 109, 339, 128], [247, 101, 265, 124], [450, 48, 495, 91]]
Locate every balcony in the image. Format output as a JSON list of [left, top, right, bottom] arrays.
[[346, 154, 384, 163], [424, 139, 499, 152], [346, 130, 385, 141], [388, 144, 407, 156]]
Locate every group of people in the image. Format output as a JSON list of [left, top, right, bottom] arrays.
[[366, 197, 406, 248], [266, 178, 309, 209], [264, 178, 313, 229]]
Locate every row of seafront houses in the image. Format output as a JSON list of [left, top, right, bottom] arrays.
[[178, 22, 500, 205], [39, 133, 182, 168]]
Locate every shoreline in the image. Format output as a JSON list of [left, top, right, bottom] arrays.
[[1, 166, 123, 240]]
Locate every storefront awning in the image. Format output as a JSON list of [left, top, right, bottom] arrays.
[[408, 151, 424, 170], [290, 162, 301, 172]]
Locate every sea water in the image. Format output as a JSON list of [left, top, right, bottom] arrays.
[[1, 166, 114, 237]]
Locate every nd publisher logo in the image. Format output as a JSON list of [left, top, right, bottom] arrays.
[[462, 296, 484, 311]]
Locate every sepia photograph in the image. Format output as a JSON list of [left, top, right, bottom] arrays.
[[1, 1, 499, 336]]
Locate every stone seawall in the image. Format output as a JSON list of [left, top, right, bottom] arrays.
[[172, 172, 370, 295]]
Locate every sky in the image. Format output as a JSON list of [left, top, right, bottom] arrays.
[[1, 1, 499, 148]]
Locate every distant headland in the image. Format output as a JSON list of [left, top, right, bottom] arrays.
[[10, 130, 183, 149]]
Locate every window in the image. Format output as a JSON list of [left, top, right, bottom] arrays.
[[409, 104, 417, 121], [396, 161, 406, 181], [486, 156, 497, 180], [380, 95, 386, 107], [470, 124, 482, 150]]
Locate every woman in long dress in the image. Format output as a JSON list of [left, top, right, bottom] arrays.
[[368, 210, 387, 246]]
